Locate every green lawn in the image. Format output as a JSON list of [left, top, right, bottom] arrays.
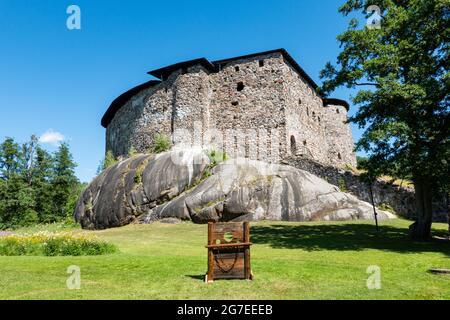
[[0, 219, 449, 300]]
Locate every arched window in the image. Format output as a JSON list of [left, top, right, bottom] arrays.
[[338, 153, 342, 160], [290, 136, 297, 155]]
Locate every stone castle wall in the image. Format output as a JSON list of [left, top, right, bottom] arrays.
[[105, 73, 176, 156], [282, 59, 329, 163], [105, 52, 357, 167], [208, 52, 287, 163]]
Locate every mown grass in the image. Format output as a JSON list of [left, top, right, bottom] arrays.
[[0, 219, 449, 300]]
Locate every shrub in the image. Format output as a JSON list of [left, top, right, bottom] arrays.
[[151, 134, 171, 154], [206, 149, 228, 168], [378, 203, 396, 214], [97, 151, 118, 174], [18, 209, 39, 227], [337, 178, 348, 192], [201, 150, 229, 180], [128, 146, 138, 157], [104, 150, 118, 169], [133, 157, 150, 186], [0, 232, 117, 256]]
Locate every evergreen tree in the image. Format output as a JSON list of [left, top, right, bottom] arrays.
[[33, 146, 54, 222], [0, 137, 21, 180], [51, 143, 79, 220]]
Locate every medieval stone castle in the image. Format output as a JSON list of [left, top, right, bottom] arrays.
[[101, 49, 357, 168]]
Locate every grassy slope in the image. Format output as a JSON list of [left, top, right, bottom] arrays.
[[0, 219, 449, 300]]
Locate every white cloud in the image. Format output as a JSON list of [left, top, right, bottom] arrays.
[[39, 129, 65, 145]]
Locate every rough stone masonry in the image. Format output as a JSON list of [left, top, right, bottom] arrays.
[[101, 49, 357, 168]]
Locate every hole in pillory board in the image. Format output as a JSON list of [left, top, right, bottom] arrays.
[[224, 232, 233, 243]]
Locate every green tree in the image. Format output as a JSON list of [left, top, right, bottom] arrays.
[[0, 137, 21, 180], [64, 181, 87, 224], [20, 135, 39, 186], [33, 146, 55, 222], [0, 136, 82, 228], [0, 137, 36, 228], [356, 156, 369, 170], [320, 0, 449, 240], [51, 143, 79, 220]]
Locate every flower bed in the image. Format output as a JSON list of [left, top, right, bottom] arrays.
[[0, 232, 117, 256]]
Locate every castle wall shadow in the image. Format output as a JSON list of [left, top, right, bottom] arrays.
[[250, 223, 450, 256]]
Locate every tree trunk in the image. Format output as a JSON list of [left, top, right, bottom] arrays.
[[409, 178, 433, 240], [447, 194, 450, 237]]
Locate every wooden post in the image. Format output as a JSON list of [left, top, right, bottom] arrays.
[[243, 222, 251, 280], [369, 183, 379, 232], [206, 222, 214, 283]]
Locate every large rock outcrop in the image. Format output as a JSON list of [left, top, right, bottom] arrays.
[[75, 149, 395, 229]]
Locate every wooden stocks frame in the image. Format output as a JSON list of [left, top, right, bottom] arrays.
[[205, 221, 253, 283]]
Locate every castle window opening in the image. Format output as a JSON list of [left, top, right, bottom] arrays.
[[235, 66, 240, 72], [307, 107, 310, 116], [232, 101, 239, 106], [237, 82, 245, 92], [290, 136, 297, 155], [299, 99, 302, 105], [259, 60, 264, 67], [336, 109, 340, 114], [338, 153, 342, 160], [303, 140, 307, 146]]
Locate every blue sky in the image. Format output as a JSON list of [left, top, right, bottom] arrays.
[[0, 0, 364, 182]]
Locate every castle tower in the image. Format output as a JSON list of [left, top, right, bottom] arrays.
[[323, 99, 357, 167]]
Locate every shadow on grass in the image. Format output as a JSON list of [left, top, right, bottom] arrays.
[[250, 223, 450, 256], [186, 274, 205, 281]]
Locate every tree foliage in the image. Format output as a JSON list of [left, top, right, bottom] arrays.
[[0, 136, 82, 228], [321, 0, 449, 239]]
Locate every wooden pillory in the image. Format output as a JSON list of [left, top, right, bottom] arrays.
[[205, 221, 253, 283]]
